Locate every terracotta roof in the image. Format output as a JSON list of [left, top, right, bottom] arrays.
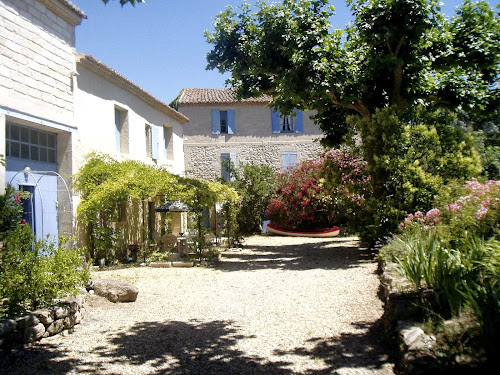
[[178, 88, 271, 106], [76, 53, 189, 124]]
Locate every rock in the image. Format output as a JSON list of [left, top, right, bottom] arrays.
[[46, 319, 64, 336], [0, 319, 17, 337], [63, 315, 76, 329], [23, 323, 45, 343], [33, 309, 54, 325], [16, 314, 40, 329], [74, 311, 81, 325], [93, 279, 139, 303], [53, 305, 70, 319], [399, 321, 436, 351]]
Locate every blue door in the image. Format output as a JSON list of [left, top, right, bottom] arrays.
[[5, 123, 59, 243], [20, 185, 36, 236]]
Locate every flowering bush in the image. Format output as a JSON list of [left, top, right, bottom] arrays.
[[265, 149, 370, 230], [401, 179, 500, 244]]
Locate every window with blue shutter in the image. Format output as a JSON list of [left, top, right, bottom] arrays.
[[221, 152, 237, 181], [271, 109, 281, 133], [271, 109, 304, 133], [212, 109, 236, 134], [151, 125, 159, 160], [211, 109, 220, 134], [294, 109, 303, 133], [115, 108, 121, 152], [282, 151, 298, 171], [227, 109, 236, 134]]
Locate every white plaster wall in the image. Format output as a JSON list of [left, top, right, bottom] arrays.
[[73, 65, 185, 176], [0, 0, 76, 126]]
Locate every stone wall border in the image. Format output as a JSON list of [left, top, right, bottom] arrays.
[[379, 260, 437, 374], [0, 291, 88, 350]]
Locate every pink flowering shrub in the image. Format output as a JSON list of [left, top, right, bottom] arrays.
[[266, 149, 370, 230], [401, 179, 500, 242]]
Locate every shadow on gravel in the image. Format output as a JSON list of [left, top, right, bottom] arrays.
[[274, 319, 394, 374], [90, 319, 291, 374], [0, 320, 292, 374], [0, 344, 79, 375], [219, 237, 377, 272]]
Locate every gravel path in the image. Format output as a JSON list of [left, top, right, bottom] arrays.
[[1, 235, 395, 374]]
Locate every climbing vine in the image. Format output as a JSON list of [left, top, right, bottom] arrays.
[[73, 153, 239, 262]]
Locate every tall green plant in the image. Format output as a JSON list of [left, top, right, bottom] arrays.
[[224, 161, 275, 233]]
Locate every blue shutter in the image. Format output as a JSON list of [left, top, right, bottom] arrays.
[[151, 126, 159, 160], [289, 152, 297, 167], [211, 110, 220, 134], [271, 109, 281, 133], [163, 126, 168, 159], [221, 153, 230, 181], [115, 108, 121, 152], [227, 109, 236, 134], [229, 152, 237, 181], [294, 109, 303, 133], [282, 152, 298, 171]]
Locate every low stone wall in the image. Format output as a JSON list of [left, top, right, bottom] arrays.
[[0, 293, 87, 350], [379, 261, 437, 374]]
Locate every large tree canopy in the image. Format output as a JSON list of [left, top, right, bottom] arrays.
[[206, 0, 500, 145]]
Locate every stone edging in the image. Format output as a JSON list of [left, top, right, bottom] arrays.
[[379, 260, 437, 374], [0, 292, 87, 350]]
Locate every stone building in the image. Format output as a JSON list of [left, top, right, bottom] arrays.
[[1, 0, 188, 244], [0, 0, 86, 241], [177, 88, 325, 181]]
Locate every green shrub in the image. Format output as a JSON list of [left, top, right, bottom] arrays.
[[223, 161, 275, 233], [0, 225, 89, 316], [349, 106, 482, 245]]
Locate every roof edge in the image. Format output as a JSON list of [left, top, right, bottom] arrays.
[[38, 0, 87, 26], [76, 53, 189, 124]]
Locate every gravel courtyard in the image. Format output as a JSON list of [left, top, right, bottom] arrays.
[[1, 235, 395, 374]]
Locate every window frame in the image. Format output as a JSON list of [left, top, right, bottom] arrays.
[[6, 123, 57, 163]]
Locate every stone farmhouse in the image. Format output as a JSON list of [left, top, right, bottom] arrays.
[[177, 88, 324, 181], [0, 0, 187, 243]]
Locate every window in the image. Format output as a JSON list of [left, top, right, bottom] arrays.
[[146, 124, 159, 160], [115, 107, 129, 153], [282, 151, 297, 171], [164, 126, 173, 160], [212, 109, 235, 134], [221, 153, 237, 182], [145, 124, 152, 158], [115, 108, 121, 153], [271, 109, 304, 134], [220, 110, 228, 134], [6, 123, 57, 163], [281, 115, 294, 132]]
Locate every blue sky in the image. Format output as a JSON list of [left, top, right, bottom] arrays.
[[71, 0, 499, 105]]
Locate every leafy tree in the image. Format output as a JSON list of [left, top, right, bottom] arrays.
[[206, 0, 499, 144], [206, 0, 498, 243]]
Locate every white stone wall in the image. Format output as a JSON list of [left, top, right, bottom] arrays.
[[0, 0, 77, 126], [179, 104, 325, 179], [73, 65, 185, 176]]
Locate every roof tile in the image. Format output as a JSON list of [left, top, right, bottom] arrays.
[[178, 88, 271, 106]]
